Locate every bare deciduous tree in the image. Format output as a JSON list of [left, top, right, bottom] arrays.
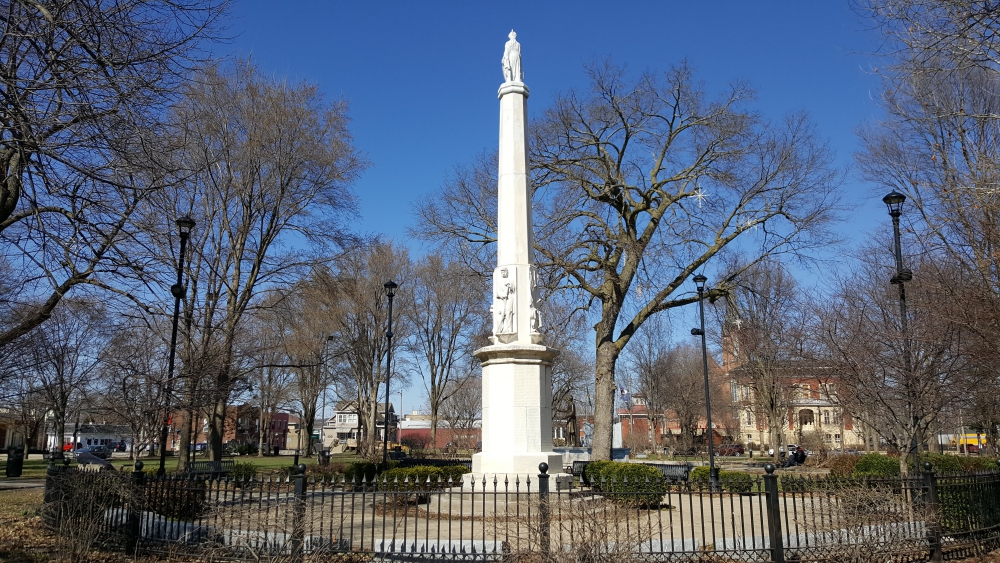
[[134, 61, 368, 462], [723, 261, 804, 461], [418, 62, 842, 459], [244, 308, 295, 457], [0, 0, 224, 346], [96, 321, 167, 458], [862, 0, 1000, 73], [816, 256, 972, 475], [440, 375, 482, 451], [405, 255, 483, 449], [27, 299, 108, 459], [325, 242, 410, 457]]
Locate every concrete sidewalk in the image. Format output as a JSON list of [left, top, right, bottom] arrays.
[[0, 478, 45, 491]]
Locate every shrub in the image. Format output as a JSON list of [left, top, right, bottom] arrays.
[[440, 465, 468, 484], [689, 467, 757, 493], [400, 436, 429, 452], [918, 454, 962, 474], [230, 461, 257, 482], [309, 465, 342, 483], [583, 460, 614, 486], [379, 466, 445, 490], [826, 454, 861, 478], [958, 456, 998, 472], [852, 453, 900, 478], [588, 462, 667, 508], [344, 460, 378, 483]]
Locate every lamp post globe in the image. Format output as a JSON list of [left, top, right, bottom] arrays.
[[882, 191, 906, 216]]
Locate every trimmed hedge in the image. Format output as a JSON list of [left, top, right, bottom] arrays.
[[853, 453, 900, 478], [377, 465, 468, 490], [826, 454, 861, 478], [379, 466, 447, 489], [587, 461, 667, 508], [440, 465, 468, 483], [583, 460, 614, 486], [689, 466, 757, 493], [914, 454, 998, 474], [958, 456, 999, 472], [230, 461, 258, 482], [344, 461, 378, 483]]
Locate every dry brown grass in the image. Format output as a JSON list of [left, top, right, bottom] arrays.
[[0, 488, 56, 562], [0, 487, 201, 562]]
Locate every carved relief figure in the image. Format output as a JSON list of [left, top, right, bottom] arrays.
[[494, 267, 516, 334], [528, 266, 542, 334], [501, 30, 522, 83]]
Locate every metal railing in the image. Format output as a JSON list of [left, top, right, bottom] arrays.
[[42, 460, 1000, 562]]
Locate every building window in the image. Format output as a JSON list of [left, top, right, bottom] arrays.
[[823, 411, 830, 425], [745, 411, 753, 426], [825, 433, 832, 442], [731, 381, 738, 403], [835, 434, 841, 443]]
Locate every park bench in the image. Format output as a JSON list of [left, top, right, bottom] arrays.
[[182, 459, 234, 478], [641, 462, 692, 484], [574, 460, 692, 485]]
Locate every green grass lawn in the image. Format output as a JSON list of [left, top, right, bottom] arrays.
[[0, 452, 364, 479], [0, 458, 53, 479]]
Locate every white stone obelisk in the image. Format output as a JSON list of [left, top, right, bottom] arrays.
[[471, 31, 562, 478]]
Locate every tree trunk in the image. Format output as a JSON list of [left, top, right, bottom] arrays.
[[430, 404, 438, 450], [591, 340, 620, 461], [210, 397, 226, 461], [53, 415, 66, 461], [257, 411, 272, 458], [177, 410, 191, 465], [302, 402, 317, 456]]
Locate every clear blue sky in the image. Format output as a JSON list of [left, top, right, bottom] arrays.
[[221, 1, 887, 243], [219, 1, 890, 412]]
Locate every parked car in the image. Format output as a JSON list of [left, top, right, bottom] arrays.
[[717, 444, 745, 456], [75, 445, 112, 460]]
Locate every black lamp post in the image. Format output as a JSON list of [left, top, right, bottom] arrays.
[[382, 280, 398, 468], [691, 274, 719, 489], [158, 215, 195, 476], [883, 190, 917, 474]]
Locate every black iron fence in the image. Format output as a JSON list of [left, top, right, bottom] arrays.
[[42, 460, 1000, 562]]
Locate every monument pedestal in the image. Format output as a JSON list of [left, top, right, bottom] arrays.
[[471, 344, 563, 478]]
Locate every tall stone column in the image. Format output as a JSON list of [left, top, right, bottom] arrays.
[[471, 31, 562, 478]]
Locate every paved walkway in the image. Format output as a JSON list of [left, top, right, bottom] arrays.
[[0, 478, 45, 491]]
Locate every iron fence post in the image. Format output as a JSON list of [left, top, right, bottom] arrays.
[[291, 463, 307, 562], [42, 455, 62, 528], [922, 462, 943, 563], [538, 462, 551, 559], [763, 464, 784, 563], [127, 460, 145, 556]]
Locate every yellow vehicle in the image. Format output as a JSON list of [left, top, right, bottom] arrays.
[[951, 434, 987, 453]]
